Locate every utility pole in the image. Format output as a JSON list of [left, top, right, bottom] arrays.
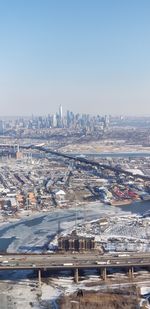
[[83, 205, 86, 224], [75, 203, 77, 234], [58, 219, 61, 235]]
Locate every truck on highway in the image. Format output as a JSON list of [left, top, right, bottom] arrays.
[[2, 260, 8, 264], [96, 260, 110, 265], [63, 263, 73, 266]]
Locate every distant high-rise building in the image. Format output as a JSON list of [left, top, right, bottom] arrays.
[[0, 120, 3, 134], [67, 110, 71, 127], [52, 114, 57, 127], [104, 115, 110, 128], [59, 105, 63, 122]]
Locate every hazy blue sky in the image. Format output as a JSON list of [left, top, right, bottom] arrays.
[[0, 0, 150, 116]]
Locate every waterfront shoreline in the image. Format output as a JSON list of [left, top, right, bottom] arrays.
[[0, 199, 148, 228]]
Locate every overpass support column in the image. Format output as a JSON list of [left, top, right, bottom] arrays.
[[128, 267, 134, 280], [38, 269, 42, 288], [101, 267, 107, 281], [74, 268, 79, 284]]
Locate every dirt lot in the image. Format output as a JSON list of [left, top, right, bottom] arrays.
[[59, 290, 139, 309], [60, 139, 150, 154]]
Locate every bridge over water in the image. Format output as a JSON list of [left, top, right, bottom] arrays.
[[0, 252, 149, 284]]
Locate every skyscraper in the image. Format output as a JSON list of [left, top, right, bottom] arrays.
[[59, 105, 63, 121], [59, 105, 63, 127]]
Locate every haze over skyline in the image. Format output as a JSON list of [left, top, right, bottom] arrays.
[[0, 0, 150, 116]]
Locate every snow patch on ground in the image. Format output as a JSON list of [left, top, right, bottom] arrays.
[[140, 286, 150, 295], [41, 283, 62, 301], [0, 280, 40, 309]]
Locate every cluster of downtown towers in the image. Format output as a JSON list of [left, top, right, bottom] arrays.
[[0, 106, 110, 133]]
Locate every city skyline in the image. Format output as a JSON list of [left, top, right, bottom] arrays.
[[0, 0, 150, 116]]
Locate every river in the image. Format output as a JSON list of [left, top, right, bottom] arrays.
[[0, 200, 149, 252]]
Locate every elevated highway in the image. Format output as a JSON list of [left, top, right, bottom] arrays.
[[0, 143, 149, 180], [0, 252, 149, 283], [20, 145, 150, 181], [0, 252, 149, 268]]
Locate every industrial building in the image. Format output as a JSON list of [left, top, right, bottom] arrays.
[[58, 234, 95, 252]]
